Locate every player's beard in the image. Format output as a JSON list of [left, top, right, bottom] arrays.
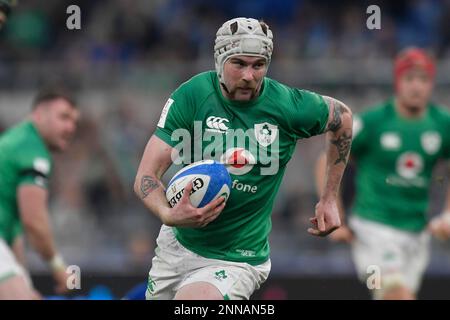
[[404, 104, 424, 116], [235, 87, 257, 100], [49, 134, 73, 152], [229, 82, 261, 101]]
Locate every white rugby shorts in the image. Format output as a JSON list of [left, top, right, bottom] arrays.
[[146, 225, 271, 300], [0, 238, 31, 287], [349, 215, 430, 296]]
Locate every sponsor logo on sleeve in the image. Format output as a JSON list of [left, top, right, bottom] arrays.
[[157, 98, 175, 128], [33, 158, 50, 175]]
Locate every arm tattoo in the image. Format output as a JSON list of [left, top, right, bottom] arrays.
[[331, 129, 352, 165], [140, 175, 160, 199], [326, 99, 349, 132]]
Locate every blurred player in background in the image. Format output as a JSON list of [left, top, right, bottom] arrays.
[[0, 0, 16, 30], [135, 17, 353, 300], [0, 88, 79, 299], [316, 47, 450, 300]]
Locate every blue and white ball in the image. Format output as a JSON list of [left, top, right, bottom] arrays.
[[166, 160, 232, 208]]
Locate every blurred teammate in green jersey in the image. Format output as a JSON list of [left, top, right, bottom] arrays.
[[316, 48, 450, 300], [0, 88, 79, 299]]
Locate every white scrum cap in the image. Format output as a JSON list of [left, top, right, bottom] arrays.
[[214, 17, 273, 83]]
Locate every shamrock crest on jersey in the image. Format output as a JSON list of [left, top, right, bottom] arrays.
[[255, 122, 278, 147]]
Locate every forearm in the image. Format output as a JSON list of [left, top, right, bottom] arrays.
[[322, 135, 350, 197], [315, 152, 346, 221], [314, 152, 327, 198], [11, 236, 27, 267], [134, 135, 175, 224], [134, 174, 171, 225], [429, 181, 450, 241], [24, 216, 57, 261], [321, 99, 353, 200], [18, 186, 59, 262], [443, 184, 450, 214]]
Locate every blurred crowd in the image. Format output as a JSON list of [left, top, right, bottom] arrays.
[[0, 0, 450, 275], [1, 0, 450, 88], [2, 0, 450, 61]]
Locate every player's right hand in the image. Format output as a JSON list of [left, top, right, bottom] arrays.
[[308, 198, 341, 237], [428, 213, 450, 241], [53, 269, 70, 295], [165, 181, 226, 228], [329, 225, 354, 243]]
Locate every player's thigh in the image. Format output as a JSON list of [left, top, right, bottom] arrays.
[[145, 255, 178, 300], [404, 232, 430, 294], [349, 216, 404, 282], [0, 275, 33, 300], [145, 226, 187, 300], [0, 238, 33, 298], [146, 226, 271, 300], [178, 259, 271, 300], [175, 281, 223, 300]]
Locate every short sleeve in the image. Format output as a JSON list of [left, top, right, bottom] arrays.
[[290, 90, 329, 139], [154, 84, 196, 147], [17, 156, 52, 189]]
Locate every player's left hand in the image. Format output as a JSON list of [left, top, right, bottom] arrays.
[[31, 287, 43, 300], [308, 198, 341, 237], [53, 269, 70, 295], [428, 212, 450, 241]]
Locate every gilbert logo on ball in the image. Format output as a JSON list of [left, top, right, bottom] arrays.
[[166, 160, 232, 208]]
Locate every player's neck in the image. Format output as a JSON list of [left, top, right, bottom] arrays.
[[30, 115, 49, 145], [394, 98, 427, 119]]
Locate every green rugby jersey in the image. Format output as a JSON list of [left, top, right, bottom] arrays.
[[0, 121, 52, 245], [155, 71, 329, 265], [351, 100, 450, 232]]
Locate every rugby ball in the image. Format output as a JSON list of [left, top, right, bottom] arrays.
[[166, 160, 232, 208]]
